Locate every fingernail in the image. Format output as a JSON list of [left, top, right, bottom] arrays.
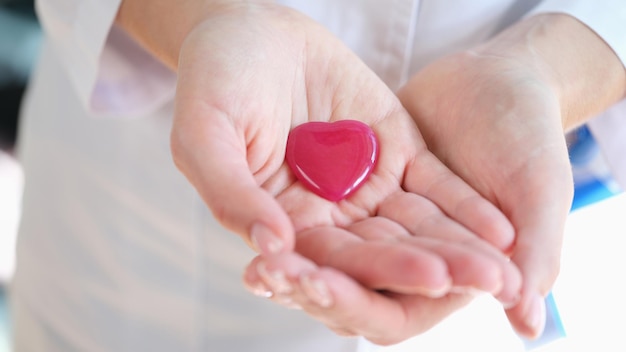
[[251, 223, 284, 255], [428, 277, 453, 298], [257, 261, 293, 294], [243, 280, 273, 298], [526, 294, 546, 337], [300, 274, 333, 308], [500, 292, 521, 310]]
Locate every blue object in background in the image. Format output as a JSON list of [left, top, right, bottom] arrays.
[[0, 3, 39, 350], [0, 288, 10, 352], [568, 125, 622, 211], [0, 2, 39, 81], [0, 5, 41, 86]]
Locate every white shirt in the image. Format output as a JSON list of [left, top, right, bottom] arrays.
[[36, 0, 626, 186], [11, 1, 626, 352]]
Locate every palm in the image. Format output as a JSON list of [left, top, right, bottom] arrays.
[[398, 51, 574, 337], [175, 5, 411, 226]]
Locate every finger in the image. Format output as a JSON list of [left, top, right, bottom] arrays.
[[244, 254, 471, 345], [347, 217, 499, 294], [403, 237, 508, 295], [301, 269, 473, 346], [172, 100, 294, 255], [246, 255, 408, 344], [504, 163, 573, 339], [403, 152, 515, 251], [504, 213, 569, 339], [378, 192, 522, 306], [380, 291, 474, 344], [505, 218, 563, 339], [243, 254, 312, 310], [295, 226, 452, 296]]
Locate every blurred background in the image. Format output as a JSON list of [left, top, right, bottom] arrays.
[[0, 0, 39, 351]]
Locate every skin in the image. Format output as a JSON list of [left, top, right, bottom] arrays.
[[116, 0, 521, 345], [116, 0, 626, 345], [398, 14, 626, 338]]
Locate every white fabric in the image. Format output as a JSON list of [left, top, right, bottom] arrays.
[[588, 100, 626, 187], [11, 1, 626, 352], [34, 0, 121, 110], [530, 0, 626, 187]]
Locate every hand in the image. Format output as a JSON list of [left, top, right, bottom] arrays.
[[399, 52, 571, 337], [170, 4, 516, 264], [242, 191, 522, 345], [244, 254, 475, 346], [118, 1, 521, 341], [398, 14, 625, 338], [168, 2, 522, 339], [397, 13, 626, 338]]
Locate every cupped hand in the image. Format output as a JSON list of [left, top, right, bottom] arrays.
[[242, 190, 522, 345], [171, 3, 521, 341], [398, 13, 626, 339], [398, 44, 574, 338]]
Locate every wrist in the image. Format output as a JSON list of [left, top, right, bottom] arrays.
[[115, 0, 274, 69], [475, 14, 626, 131]]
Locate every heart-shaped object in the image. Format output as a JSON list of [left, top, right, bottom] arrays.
[[285, 120, 379, 201]]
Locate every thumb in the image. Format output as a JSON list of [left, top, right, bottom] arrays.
[[171, 102, 294, 256]]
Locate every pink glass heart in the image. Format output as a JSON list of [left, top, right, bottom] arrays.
[[285, 120, 379, 201]]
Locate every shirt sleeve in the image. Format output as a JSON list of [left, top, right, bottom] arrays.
[[529, 0, 626, 190], [35, 0, 176, 117]]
